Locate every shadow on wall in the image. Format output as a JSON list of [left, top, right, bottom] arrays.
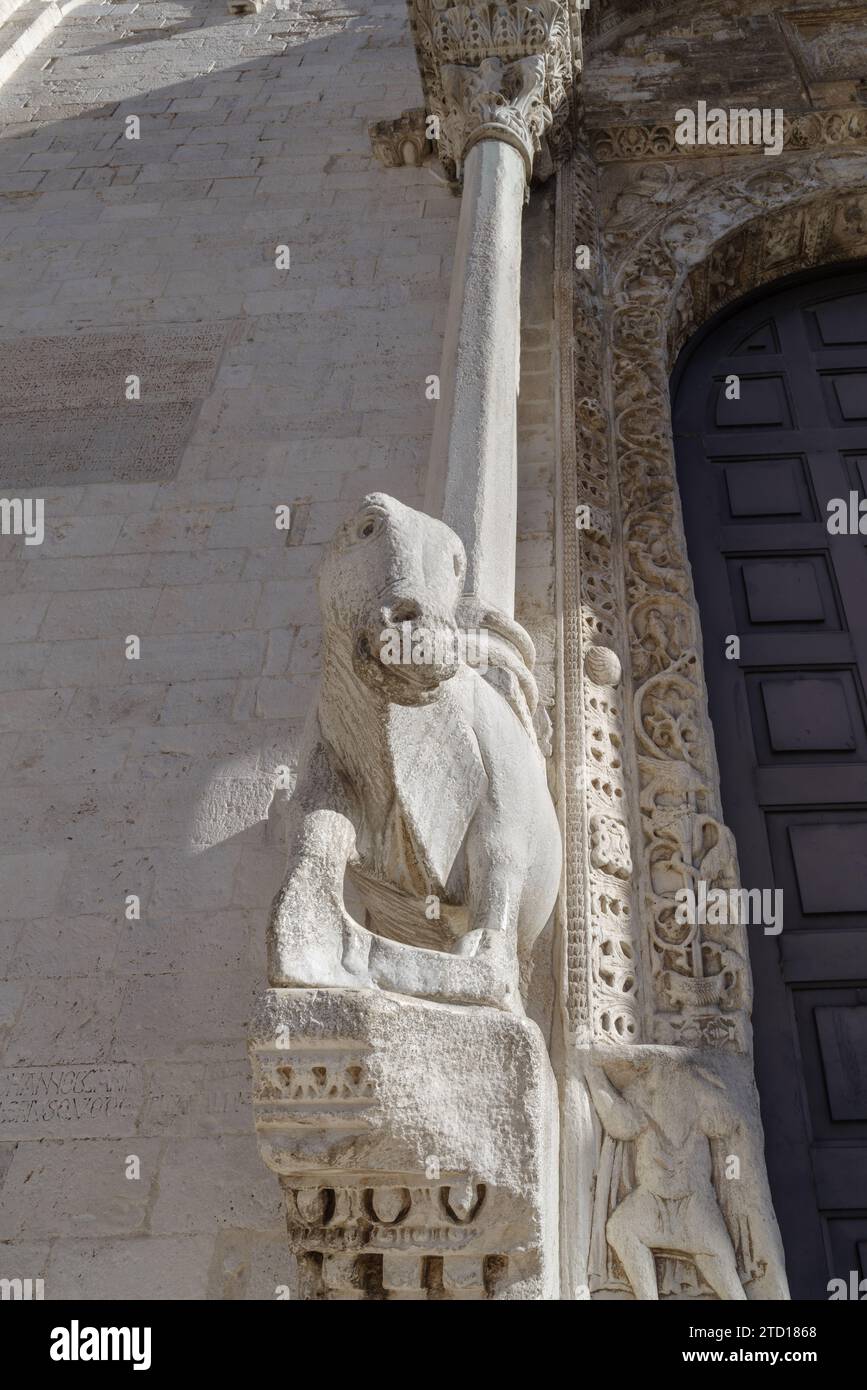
[[0, 0, 463, 1299], [0, 0, 556, 1054], [0, 1, 559, 1302]]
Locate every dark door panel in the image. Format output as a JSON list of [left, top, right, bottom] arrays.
[[672, 268, 867, 1301]]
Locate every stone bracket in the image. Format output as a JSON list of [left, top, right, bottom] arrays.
[[368, 108, 433, 169], [250, 987, 560, 1299]]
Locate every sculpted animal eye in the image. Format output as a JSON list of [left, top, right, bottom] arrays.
[[453, 552, 461, 576], [357, 515, 379, 540]]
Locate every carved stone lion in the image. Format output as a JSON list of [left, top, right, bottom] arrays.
[[267, 493, 562, 1013]]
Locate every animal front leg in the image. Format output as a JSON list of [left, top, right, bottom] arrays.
[[364, 931, 519, 1011], [267, 726, 373, 990], [449, 843, 524, 1006]]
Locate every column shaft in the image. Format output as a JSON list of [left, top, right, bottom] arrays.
[[425, 138, 525, 618]]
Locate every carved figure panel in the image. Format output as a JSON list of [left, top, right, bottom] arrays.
[[586, 1053, 788, 1299], [605, 161, 867, 1050]]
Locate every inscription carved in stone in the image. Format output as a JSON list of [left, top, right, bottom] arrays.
[[0, 1066, 140, 1136], [0, 324, 233, 486]]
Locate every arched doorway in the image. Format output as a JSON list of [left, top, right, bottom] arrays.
[[672, 266, 867, 1299]]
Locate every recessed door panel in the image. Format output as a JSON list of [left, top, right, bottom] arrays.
[[673, 268, 867, 1300]]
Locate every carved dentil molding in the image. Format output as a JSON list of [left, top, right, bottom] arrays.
[[407, 0, 582, 180]]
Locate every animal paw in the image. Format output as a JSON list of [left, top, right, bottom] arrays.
[[267, 879, 370, 989]]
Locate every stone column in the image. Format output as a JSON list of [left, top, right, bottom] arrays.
[[424, 57, 548, 614], [249, 4, 582, 1303], [412, 1, 581, 616], [424, 134, 525, 614]]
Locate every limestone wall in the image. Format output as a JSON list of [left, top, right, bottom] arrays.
[[0, 0, 557, 1299]]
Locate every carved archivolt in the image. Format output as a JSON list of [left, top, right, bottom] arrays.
[[556, 151, 644, 1048], [560, 168, 862, 1296], [561, 151, 867, 1053], [605, 157, 867, 1050]]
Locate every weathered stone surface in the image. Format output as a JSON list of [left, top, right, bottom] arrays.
[[0, 326, 232, 486], [250, 987, 559, 1299], [0, 326, 232, 412], [138, 1061, 253, 1137], [0, 1137, 160, 1239], [149, 1136, 282, 1235], [1, 0, 856, 1301], [46, 1236, 214, 1301], [2, 403, 201, 488], [0, 1065, 141, 1137]]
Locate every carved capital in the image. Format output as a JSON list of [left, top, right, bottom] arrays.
[[441, 55, 550, 178], [407, 0, 582, 181]]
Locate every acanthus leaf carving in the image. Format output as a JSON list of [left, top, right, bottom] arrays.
[[406, 0, 582, 181], [441, 54, 552, 177]]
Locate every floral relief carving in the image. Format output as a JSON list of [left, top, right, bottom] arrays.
[[607, 159, 867, 1050], [369, 108, 432, 168], [590, 813, 633, 880], [590, 107, 867, 164], [556, 150, 643, 1045]]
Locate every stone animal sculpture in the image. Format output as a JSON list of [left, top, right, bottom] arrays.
[[268, 493, 562, 1013]]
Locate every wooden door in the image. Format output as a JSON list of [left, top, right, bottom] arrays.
[[672, 268, 867, 1300]]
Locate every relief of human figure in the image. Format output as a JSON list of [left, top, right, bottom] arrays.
[[586, 1056, 784, 1301]]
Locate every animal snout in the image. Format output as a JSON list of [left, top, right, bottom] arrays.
[[380, 600, 422, 627]]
